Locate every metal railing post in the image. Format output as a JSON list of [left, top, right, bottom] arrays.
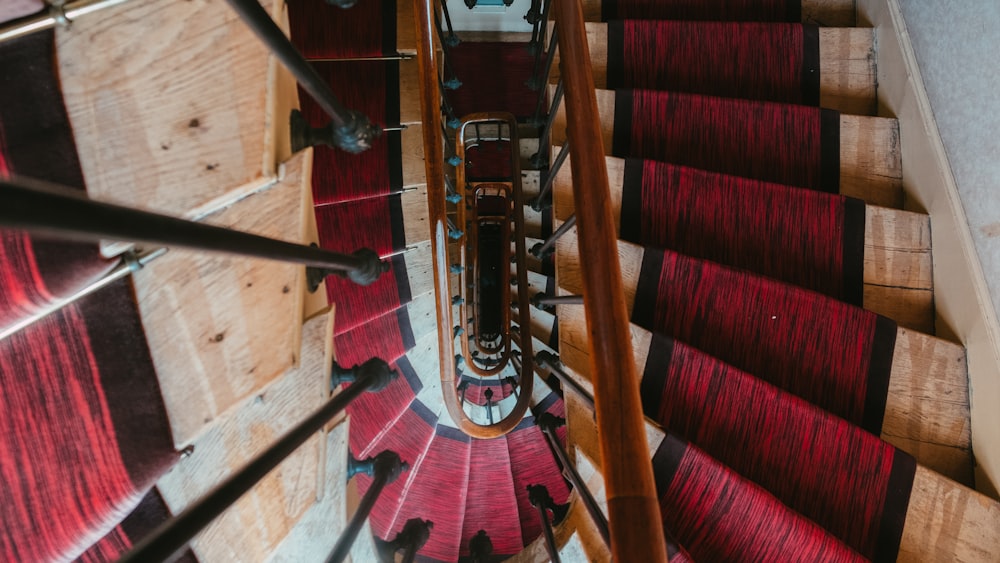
[[327, 450, 411, 563], [0, 177, 390, 286], [528, 484, 567, 563], [223, 0, 380, 153], [538, 413, 611, 547], [120, 359, 399, 562]]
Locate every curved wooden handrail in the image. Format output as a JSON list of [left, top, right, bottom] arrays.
[[412, 2, 532, 439], [551, 0, 670, 560]]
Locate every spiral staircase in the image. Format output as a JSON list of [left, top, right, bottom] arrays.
[[2, 0, 1000, 561]]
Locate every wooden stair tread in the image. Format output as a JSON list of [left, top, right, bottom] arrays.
[[401, 123, 428, 188], [554, 232, 970, 467], [576, 0, 856, 26], [549, 87, 903, 208], [267, 418, 351, 562], [558, 329, 997, 562], [551, 151, 933, 331], [58, 0, 287, 228], [134, 150, 311, 447], [156, 308, 335, 561], [548, 24, 875, 116]]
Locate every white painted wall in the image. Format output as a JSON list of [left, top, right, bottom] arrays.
[[444, 0, 534, 33], [896, 2, 1000, 318]]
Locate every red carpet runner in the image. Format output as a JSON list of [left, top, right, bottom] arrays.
[[602, 0, 802, 21], [0, 32, 176, 561], [288, 0, 397, 59], [619, 158, 865, 304], [607, 21, 819, 105], [614, 89, 841, 192], [632, 247, 897, 433], [652, 434, 864, 562], [641, 333, 914, 559]]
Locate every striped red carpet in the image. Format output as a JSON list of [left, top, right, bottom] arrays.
[[302, 61, 403, 205], [608, 21, 819, 105], [0, 32, 116, 335], [1, 31, 177, 561], [288, 0, 396, 59], [602, 0, 801, 21], [506, 420, 571, 546], [446, 42, 540, 119], [632, 247, 897, 433], [315, 196, 413, 335], [653, 434, 865, 562], [619, 158, 865, 304], [614, 89, 841, 193], [459, 375, 515, 406], [641, 333, 913, 559], [460, 438, 522, 557], [465, 141, 514, 181]]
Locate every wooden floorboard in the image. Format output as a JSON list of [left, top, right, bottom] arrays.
[[156, 309, 334, 561], [134, 151, 309, 446], [58, 0, 284, 222]]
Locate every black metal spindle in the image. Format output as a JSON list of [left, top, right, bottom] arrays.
[[327, 450, 410, 563], [535, 351, 595, 411], [524, 0, 553, 90], [440, 0, 460, 46], [120, 359, 399, 562], [0, 177, 390, 286], [375, 517, 434, 563], [504, 375, 519, 399], [222, 0, 379, 153], [526, 28, 558, 93], [484, 388, 495, 424], [531, 140, 569, 211], [458, 379, 470, 404], [434, 11, 462, 90], [530, 80, 564, 168], [469, 529, 494, 563], [528, 484, 565, 563], [530, 213, 575, 259], [524, 0, 542, 55], [538, 413, 611, 547], [531, 292, 583, 314]]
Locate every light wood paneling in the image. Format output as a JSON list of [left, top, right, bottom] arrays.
[[134, 152, 310, 446]]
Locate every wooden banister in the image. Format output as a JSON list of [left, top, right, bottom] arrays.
[[412, 2, 532, 439], [551, 0, 670, 559]]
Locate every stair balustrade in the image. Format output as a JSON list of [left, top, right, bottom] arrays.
[[545, 0, 670, 557], [538, 413, 611, 547], [120, 359, 401, 562], [375, 517, 434, 563], [528, 484, 569, 563], [0, 0, 130, 44]]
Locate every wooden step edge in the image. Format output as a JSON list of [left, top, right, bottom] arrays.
[[156, 308, 335, 561], [575, 0, 857, 26], [554, 232, 970, 458], [551, 150, 931, 330], [265, 416, 351, 562], [549, 88, 903, 208], [60, 0, 281, 226], [557, 305, 997, 562], [135, 151, 310, 447], [547, 24, 874, 116]]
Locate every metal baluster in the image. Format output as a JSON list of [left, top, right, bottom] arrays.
[[0, 0, 131, 45], [484, 388, 495, 424], [120, 359, 399, 562], [375, 517, 434, 563], [538, 413, 611, 546], [469, 529, 494, 563], [535, 351, 594, 411], [434, 11, 462, 90], [531, 293, 583, 313], [528, 484, 568, 563], [440, 0, 460, 46], [530, 214, 575, 259], [0, 177, 390, 286], [223, 0, 380, 154], [530, 79, 564, 168], [530, 140, 569, 210], [524, 0, 553, 90], [326, 450, 410, 563]]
